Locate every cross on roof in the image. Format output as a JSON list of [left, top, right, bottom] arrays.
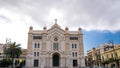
[[55, 19, 57, 24]]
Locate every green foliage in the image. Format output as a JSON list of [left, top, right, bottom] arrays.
[[101, 59, 109, 64], [0, 59, 12, 67], [109, 58, 115, 62], [4, 42, 22, 67], [101, 58, 119, 65], [4, 42, 22, 58]]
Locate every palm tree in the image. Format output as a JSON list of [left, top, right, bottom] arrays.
[[4, 42, 22, 67]]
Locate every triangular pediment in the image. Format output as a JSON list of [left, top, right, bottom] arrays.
[[47, 23, 65, 33], [47, 23, 65, 39]]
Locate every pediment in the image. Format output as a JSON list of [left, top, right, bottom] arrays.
[[47, 23, 65, 40], [47, 23, 65, 34], [47, 27, 65, 36]]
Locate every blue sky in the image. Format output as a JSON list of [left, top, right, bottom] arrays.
[[83, 30, 120, 54], [0, 0, 120, 54]]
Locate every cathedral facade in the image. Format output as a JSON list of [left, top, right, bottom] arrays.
[[26, 21, 85, 68]]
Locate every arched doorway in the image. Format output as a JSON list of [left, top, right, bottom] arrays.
[[52, 53, 60, 67]]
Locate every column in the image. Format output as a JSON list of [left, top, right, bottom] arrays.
[[61, 57, 63, 67], [78, 58, 81, 67], [50, 57, 52, 67], [81, 57, 85, 67], [70, 59, 73, 68]]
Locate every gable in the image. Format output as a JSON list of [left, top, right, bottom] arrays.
[[47, 23, 65, 40], [47, 27, 65, 40]]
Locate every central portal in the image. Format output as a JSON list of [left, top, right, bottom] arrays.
[[52, 53, 60, 67]]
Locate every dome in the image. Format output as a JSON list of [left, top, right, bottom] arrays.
[[65, 27, 69, 31], [29, 26, 33, 30], [43, 26, 47, 30], [78, 27, 82, 31]]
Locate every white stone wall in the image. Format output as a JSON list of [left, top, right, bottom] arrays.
[[26, 24, 85, 68]]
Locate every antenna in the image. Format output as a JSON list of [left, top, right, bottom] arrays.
[[6, 38, 11, 44]]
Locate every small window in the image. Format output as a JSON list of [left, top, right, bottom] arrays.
[[72, 44, 77, 49], [38, 43, 40, 48], [53, 43, 58, 50], [72, 52, 74, 57], [37, 52, 39, 56], [34, 43, 37, 48], [33, 36, 42, 39], [72, 44, 74, 48], [34, 52, 36, 56], [70, 37, 78, 40], [75, 52, 77, 57]]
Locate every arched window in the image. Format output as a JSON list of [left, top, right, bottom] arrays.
[[53, 43, 58, 50], [75, 44, 77, 48], [38, 43, 40, 48], [34, 43, 37, 48], [75, 52, 77, 57], [72, 52, 74, 57]]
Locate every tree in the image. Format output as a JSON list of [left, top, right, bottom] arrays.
[[4, 42, 22, 67]]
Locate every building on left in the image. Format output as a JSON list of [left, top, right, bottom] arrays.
[[0, 42, 27, 67], [0, 43, 6, 60]]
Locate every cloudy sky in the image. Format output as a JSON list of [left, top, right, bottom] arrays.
[[0, 0, 120, 53]]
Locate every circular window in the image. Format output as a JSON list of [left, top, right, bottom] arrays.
[[54, 38, 58, 41]]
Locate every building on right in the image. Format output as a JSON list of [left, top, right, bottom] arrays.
[[100, 44, 120, 68], [85, 43, 120, 68], [85, 47, 101, 67]]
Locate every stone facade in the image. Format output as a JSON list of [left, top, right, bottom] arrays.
[[26, 22, 85, 68]]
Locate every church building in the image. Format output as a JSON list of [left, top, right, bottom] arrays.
[[26, 20, 85, 68]]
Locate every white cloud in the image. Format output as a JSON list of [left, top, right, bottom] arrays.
[[0, 8, 40, 48], [0, 0, 120, 48]]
